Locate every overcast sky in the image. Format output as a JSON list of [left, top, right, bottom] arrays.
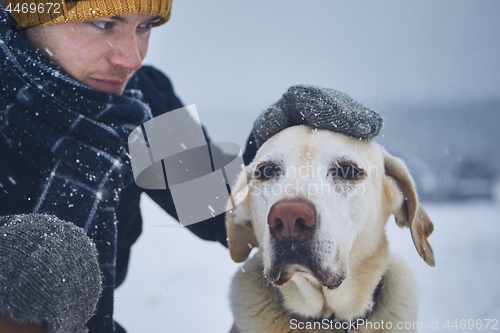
[[143, 0, 500, 145]]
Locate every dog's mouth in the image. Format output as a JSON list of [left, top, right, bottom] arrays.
[[265, 239, 345, 290]]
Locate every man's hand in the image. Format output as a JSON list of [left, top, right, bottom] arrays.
[[0, 214, 102, 333]]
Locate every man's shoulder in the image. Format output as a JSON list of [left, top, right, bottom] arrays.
[[137, 65, 173, 90], [136, 66, 183, 116]]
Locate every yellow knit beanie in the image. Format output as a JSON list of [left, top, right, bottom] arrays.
[[3, 0, 172, 29]]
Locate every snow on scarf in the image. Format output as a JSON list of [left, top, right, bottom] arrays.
[[0, 4, 152, 332]]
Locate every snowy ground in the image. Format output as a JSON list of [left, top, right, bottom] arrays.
[[114, 185, 500, 332]]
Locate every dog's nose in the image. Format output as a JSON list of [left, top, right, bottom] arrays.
[[268, 198, 316, 241]]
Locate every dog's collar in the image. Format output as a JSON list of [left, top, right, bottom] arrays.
[[305, 276, 385, 333], [365, 276, 385, 320], [342, 276, 384, 333]]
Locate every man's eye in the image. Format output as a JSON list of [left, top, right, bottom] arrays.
[[138, 22, 155, 29], [92, 21, 115, 30]]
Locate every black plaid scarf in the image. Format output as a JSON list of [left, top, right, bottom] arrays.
[[0, 4, 152, 332]]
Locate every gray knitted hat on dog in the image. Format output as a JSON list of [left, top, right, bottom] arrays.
[[0, 214, 102, 333], [252, 85, 383, 147]]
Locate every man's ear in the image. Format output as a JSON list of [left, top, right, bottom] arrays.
[[226, 166, 258, 263], [383, 150, 435, 267]]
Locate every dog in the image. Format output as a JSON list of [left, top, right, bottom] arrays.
[[226, 126, 434, 333]]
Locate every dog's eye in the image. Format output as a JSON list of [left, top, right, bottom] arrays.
[[329, 162, 365, 180], [255, 163, 281, 180]]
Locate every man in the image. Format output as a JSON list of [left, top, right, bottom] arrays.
[[0, 0, 227, 332], [0, 0, 382, 331]]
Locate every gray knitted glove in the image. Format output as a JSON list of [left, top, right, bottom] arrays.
[[252, 85, 383, 148], [0, 214, 102, 333]]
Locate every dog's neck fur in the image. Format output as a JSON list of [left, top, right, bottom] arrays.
[[230, 242, 418, 333], [274, 237, 390, 321], [294, 275, 385, 323]]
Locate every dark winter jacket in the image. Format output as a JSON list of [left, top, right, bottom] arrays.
[[0, 65, 233, 332], [0, 64, 230, 332], [0, 2, 258, 331]]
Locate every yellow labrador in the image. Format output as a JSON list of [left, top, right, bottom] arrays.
[[226, 126, 434, 333]]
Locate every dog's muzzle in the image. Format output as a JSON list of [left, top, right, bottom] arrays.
[[265, 198, 345, 289], [267, 198, 316, 241]]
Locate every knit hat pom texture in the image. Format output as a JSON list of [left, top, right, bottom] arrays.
[[0, 214, 102, 333]]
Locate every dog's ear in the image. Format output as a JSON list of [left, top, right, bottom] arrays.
[[383, 150, 435, 267], [226, 166, 258, 263]]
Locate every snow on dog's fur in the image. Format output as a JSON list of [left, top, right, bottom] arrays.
[[226, 126, 434, 333]]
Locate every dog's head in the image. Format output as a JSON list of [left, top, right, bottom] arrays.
[[227, 126, 434, 289]]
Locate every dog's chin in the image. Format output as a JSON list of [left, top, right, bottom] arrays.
[[267, 263, 345, 290], [264, 239, 347, 289], [264, 247, 346, 290]]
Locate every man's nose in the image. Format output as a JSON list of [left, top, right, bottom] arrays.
[[108, 34, 143, 71]]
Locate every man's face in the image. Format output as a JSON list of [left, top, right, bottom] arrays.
[[26, 14, 161, 95]]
